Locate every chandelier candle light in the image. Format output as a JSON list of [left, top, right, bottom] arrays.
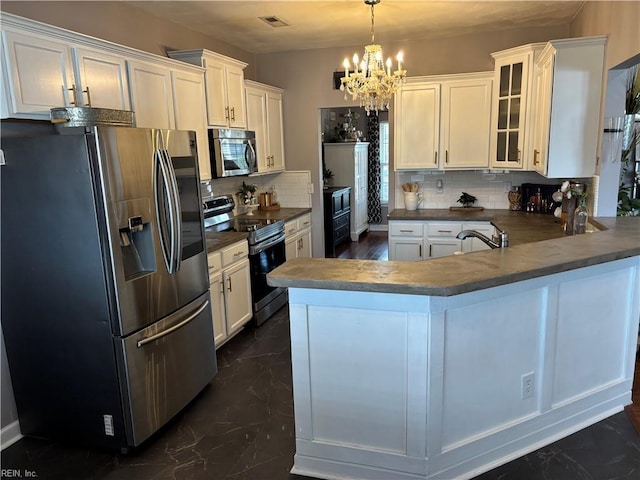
[[340, 0, 407, 115]]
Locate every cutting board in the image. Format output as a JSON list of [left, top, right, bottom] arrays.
[[449, 206, 484, 211]]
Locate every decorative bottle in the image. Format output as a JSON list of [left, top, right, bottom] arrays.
[[573, 197, 589, 235]]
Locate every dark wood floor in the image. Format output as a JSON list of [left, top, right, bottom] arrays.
[[336, 229, 640, 436], [332, 230, 388, 260]]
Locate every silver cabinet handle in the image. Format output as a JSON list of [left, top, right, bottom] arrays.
[[137, 300, 209, 347], [231, 107, 235, 121], [67, 84, 78, 105], [225, 106, 230, 121], [83, 86, 92, 107], [434, 151, 438, 164]]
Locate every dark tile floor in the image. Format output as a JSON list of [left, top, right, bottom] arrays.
[[3, 303, 640, 479]]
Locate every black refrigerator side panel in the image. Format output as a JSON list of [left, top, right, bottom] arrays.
[[0, 134, 127, 449]]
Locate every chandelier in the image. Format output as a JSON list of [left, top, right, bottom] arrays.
[[340, 0, 407, 115]]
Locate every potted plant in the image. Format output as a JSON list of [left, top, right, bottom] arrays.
[[323, 166, 334, 188], [457, 192, 477, 208]]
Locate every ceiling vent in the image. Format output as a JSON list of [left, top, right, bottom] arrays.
[[259, 16, 289, 28]]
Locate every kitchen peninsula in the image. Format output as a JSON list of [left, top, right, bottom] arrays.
[[268, 214, 640, 480]]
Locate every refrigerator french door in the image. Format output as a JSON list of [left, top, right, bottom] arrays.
[[1, 126, 217, 450]]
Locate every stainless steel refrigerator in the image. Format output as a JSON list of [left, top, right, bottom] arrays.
[[1, 125, 217, 450]]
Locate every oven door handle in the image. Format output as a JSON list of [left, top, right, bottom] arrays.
[[249, 232, 286, 255]]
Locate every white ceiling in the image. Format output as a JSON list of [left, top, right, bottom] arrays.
[[125, 1, 585, 54]]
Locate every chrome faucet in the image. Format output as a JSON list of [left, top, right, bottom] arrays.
[[456, 230, 509, 249]]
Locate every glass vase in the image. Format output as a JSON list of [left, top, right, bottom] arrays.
[[573, 199, 589, 235]]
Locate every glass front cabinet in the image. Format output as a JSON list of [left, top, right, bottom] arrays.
[[490, 44, 545, 170]]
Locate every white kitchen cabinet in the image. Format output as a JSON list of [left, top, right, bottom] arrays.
[[245, 80, 285, 174], [1, 24, 131, 119], [171, 69, 210, 180], [127, 59, 175, 129], [389, 220, 493, 261], [530, 36, 606, 178], [208, 240, 252, 348], [440, 74, 492, 169], [425, 222, 463, 258], [285, 213, 313, 260], [394, 73, 492, 170], [489, 44, 544, 170], [72, 46, 130, 110], [394, 81, 441, 170], [324, 143, 369, 241], [167, 49, 247, 129], [388, 222, 425, 261], [1, 29, 74, 118]]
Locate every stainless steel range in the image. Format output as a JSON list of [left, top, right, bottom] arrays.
[[203, 195, 288, 325]]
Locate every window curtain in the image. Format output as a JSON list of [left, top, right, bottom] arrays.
[[367, 113, 382, 223]]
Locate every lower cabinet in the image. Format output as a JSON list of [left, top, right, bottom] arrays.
[[285, 213, 313, 260], [323, 186, 351, 257], [208, 240, 253, 348], [389, 220, 495, 261]]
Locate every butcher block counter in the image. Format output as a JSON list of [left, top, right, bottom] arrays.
[[268, 213, 640, 480]]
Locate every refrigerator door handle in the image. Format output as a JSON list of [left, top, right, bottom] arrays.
[[154, 147, 174, 273], [162, 147, 182, 273], [136, 299, 210, 347]]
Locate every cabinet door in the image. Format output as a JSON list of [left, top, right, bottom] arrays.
[[441, 77, 492, 169], [531, 55, 553, 175], [73, 47, 130, 110], [171, 69, 211, 181], [427, 239, 461, 258], [394, 82, 440, 170], [226, 66, 247, 128], [389, 237, 424, 261], [203, 58, 228, 126], [128, 60, 174, 129], [491, 60, 527, 169], [297, 230, 312, 259], [2, 30, 74, 117], [224, 258, 253, 336], [209, 271, 227, 348], [266, 90, 285, 171], [245, 86, 270, 171], [285, 235, 299, 261]]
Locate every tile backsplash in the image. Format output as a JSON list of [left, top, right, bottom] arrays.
[[201, 171, 312, 211], [395, 170, 589, 210]]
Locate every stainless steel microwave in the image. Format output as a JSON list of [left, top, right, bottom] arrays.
[[208, 128, 258, 178]]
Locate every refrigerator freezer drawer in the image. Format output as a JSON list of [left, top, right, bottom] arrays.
[[118, 291, 217, 446]]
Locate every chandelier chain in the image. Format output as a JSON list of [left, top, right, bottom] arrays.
[[370, 2, 375, 44]]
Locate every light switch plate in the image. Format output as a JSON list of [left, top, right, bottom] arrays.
[[307, 183, 314, 194]]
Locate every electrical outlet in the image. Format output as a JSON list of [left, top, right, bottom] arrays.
[[307, 183, 314, 194], [436, 178, 444, 194], [521, 372, 535, 399]]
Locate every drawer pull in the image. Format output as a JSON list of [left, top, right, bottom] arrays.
[[437, 230, 452, 233], [233, 251, 243, 257], [399, 229, 414, 233]]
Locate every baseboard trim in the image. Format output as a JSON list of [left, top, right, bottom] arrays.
[[0, 420, 22, 450], [368, 224, 388, 232]]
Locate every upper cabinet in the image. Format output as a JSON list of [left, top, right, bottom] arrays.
[[529, 36, 606, 178], [167, 50, 247, 129], [489, 44, 544, 170], [127, 59, 175, 129], [394, 72, 492, 171], [245, 80, 285, 174], [1, 26, 129, 118]]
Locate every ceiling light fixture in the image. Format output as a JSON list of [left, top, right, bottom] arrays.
[[340, 0, 406, 115]]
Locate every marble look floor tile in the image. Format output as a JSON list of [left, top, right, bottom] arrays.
[[2, 305, 639, 480]]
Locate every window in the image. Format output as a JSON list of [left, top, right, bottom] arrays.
[[379, 121, 389, 204]]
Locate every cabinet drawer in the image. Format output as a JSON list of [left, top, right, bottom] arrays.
[[297, 213, 312, 231], [390, 222, 424, 237], [285, 220, 297, 237], [207, 251, 222, 275], [221, 240, 248, 267], [334, 211, 350, 229], [426, 223, 462, 237]]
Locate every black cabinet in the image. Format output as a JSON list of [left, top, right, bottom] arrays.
[[323, 186, 351, 257]]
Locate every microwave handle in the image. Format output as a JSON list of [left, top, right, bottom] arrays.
[[245, 140, 256, 170]]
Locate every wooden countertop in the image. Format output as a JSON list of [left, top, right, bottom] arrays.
[[268, 210, 640, 296]]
